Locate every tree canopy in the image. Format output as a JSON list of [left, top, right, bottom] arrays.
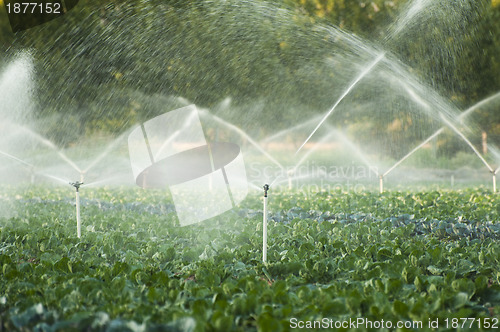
[[0, 0, 499, 151]]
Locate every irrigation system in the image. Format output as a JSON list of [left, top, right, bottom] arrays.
[[263, 184, 269, 263], [70, 181, 84, 238]]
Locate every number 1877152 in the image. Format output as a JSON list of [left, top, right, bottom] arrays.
[[5, 2, 62, 14]]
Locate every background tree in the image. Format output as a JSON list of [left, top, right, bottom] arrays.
[[0, 0, 498, 152]]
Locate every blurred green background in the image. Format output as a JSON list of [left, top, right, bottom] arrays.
[[0, 0, 499, 155]]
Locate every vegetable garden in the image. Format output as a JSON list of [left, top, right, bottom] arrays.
[[1, 186, 499, 331]]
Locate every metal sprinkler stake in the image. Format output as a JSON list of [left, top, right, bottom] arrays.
[[70, 181, 83, 238], [263, 184, 269, 263]]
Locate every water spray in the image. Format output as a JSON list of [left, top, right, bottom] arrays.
[[14, 124, 83, 175], [0, 150, 37, 184], [439, 114, 494, 174], [263, 184, 269, 263], [287, 169, 294, 189], [30, 166, 36, 184], [69, 181, 83, 238], [381, 90, 500, 190], [296, 53, 385, 154], [439, 114, 497, 192], [199, 110, 285, 171]]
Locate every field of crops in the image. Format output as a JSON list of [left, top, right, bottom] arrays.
[[0, 186, 499, 331]]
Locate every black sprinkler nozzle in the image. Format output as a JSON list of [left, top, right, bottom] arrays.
[[70, 181, 84, 192], [263, 184, 269, 197]]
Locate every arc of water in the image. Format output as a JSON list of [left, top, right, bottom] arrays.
[[439, 114, 493, 173], [292, 132, 336, 174], [296, 53, 385, 154], [152, 110, 199, 161], [81, 174, 126, 188], [0, 150, 38, 183], [383, 128, 444, 178], [457, 92, 500, 123], [0, 150, 84, 185], [83, 130, 130, 174], [383, 90, 500, 179], [38, 173, 71, 185], [327, 126, 379, 178], [272, 125, 380, 187], [269, 173, 286, 188], [489, 145, 500, 162], [199, 110, 285, 171], [383, 118, 492, 178], [259, 115, 323, 145], [386, 0, 431, 41], [12, 124, 82, 173], [0, 150, 35, 169], [291, 128, 378, 176], [246, 181, 263, 192], [285, 132, 336, 188]]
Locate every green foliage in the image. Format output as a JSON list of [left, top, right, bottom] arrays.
[[1, 0, 499, 147], [0, 186, 499, 330]]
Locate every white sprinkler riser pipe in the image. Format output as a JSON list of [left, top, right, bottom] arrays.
[[379, 176, 384, 194], [263, 195, 267, 263], [76, 190, 81, 238], [493, 173, 497, 193]]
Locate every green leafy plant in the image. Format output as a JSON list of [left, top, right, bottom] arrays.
[[0, 186, 499, 331]]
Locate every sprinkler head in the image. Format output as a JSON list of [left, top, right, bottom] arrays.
[[70, 181, 84, 192], [263, 184, 269, 197]]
